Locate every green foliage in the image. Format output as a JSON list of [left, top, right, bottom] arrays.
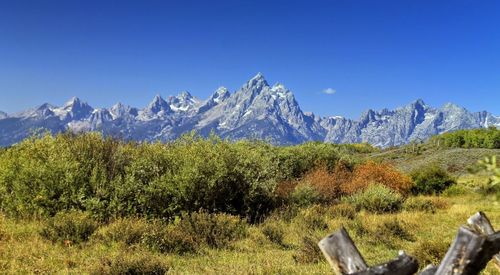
[[442, 184, 468, 196], [344, 184, 403, 213], [403, 197, 437, 213], [40, 210, 98, 244], [431, 127, 500, 149], [290, 184, 321, 207], [410, 165, 456, 195], [0, 132, 356, 222], [142, 222, 199, 254]]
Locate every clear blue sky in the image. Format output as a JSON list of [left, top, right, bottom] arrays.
[[1, 0, 499, 118]]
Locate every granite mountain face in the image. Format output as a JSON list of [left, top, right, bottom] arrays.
[[1, 73, 498, 147]]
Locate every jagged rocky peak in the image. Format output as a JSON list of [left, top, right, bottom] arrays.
[[58, 97, 93, 120], [244, 72, 269, 91], [442, 102, 466, 112], [90, 108, 113, 122], [360, 109, 377, 123], [63, 97, 92, 111], [110, 102, 138, 118], [211, 87, 230, 103], [168, 91, 200, 112], [145, 94, 171, 114]]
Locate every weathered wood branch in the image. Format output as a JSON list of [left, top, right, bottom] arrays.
[[467, 211, 500, 270], [419, 265, 438, 275], [319, 212, 500, 275], [351, 251, 418, 275], [434, 226, 500, 275], [318, 227, 368, 274]]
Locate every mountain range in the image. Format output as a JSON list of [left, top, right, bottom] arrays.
[[1, 73, 499, 147]]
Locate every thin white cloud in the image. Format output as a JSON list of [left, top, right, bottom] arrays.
[[322, 88, 336, 95]]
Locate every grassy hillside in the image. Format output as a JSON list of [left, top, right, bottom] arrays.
[[371, 146, 499, 176], [0, 132, 499, 274]]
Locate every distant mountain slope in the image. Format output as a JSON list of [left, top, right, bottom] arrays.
[[0, 73, 498, 147]]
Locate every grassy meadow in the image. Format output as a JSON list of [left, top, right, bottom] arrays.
[[0, 129, 499, 274]]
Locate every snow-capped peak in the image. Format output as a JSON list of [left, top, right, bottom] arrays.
[[0, 111, 7, 119], [52, 97, 93, 120], [212, 87, 230, 103], [246, 72, 269, 88], [110, 102, 138, 119], [139, 94, 172, 120], [168, 91, 200, 112]]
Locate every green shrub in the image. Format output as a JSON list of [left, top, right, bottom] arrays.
[[442, 184, 468, 196], [40, 210, 99, 244], [261, 222, 285, 245], [344, 184, 403, 213], [93, 217, 151, 245], [142, 222, 198, 254], [327, 203, 357, 219], [403, 197, 437, 213], [290, 184, 321, 207], [91, 253, 170, 275], [410, 165, 456, 195]]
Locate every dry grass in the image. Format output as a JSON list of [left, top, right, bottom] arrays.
[[1, 193, 500, 274]]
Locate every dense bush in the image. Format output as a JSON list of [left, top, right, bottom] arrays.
[[298, 163, 352, 202], [290, 184, 321, 207], [40, 210, 99, 245], [0, 132, 356, 222], [410, 165, 456, 195], [344, 184, 403, 213], [344, 161, 413, 195], [431, 127, 500, 149]]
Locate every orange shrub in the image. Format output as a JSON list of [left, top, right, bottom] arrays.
[[343, 161, 412, 195], [300, 162, 353, 202]]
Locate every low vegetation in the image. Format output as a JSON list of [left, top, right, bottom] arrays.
[[0, 130, 498, 273]]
